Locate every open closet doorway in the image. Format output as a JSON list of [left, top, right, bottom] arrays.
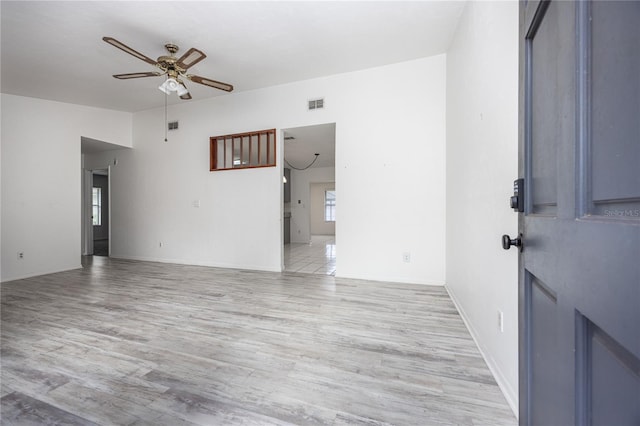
[[282, 123, 336, 275]]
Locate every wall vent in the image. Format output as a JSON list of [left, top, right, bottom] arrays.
[[308, 98, 324, 111], [168, 121, 179, 131]]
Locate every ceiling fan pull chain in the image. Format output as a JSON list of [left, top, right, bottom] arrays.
[[164, 90, 168, 142]]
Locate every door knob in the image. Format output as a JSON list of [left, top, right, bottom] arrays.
[[502, 234, 523, 251]]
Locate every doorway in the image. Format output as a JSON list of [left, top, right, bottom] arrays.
[[282, 123, 336, 275], [91, 169, 109, 256], [81, 136, 125, 258]]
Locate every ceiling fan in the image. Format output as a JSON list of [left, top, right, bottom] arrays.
[[103, 37, 233, 100]]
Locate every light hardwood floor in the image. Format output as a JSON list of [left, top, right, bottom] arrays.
[[1, 257, 516, 425]]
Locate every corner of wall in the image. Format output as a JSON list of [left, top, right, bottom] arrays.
[[445, 284, 519, 415], [445, 0, 519, 418]]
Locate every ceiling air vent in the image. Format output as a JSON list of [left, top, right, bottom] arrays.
[[308, 98, 324, 111], [168, 121, 179, 131]]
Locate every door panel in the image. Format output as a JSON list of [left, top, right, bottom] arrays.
[[589, 322, 640, 426], [529, 274, 561, 425], [530, 0, 562, 215], [519, 1, 640, 424], [589, 0, 640, 214]]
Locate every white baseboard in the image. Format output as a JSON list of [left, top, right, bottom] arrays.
[[336, 271, 445, 286], [445, 285, 519, 419], [108, 254, 282, 273], [1, 264, 83, 284]]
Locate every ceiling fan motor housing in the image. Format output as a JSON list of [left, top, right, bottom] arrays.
[[157, 44, 181, 70]]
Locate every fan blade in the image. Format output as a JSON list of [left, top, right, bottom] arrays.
[[187, 75, 233, 92], [176, 48, 206, 70], [113, 72, 163, 79], [103, 37, 158, 66]]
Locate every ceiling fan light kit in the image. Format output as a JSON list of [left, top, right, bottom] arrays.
[[103, 36, 233, 100], [158, 78, 184, 95], [175, 83, 189, 97]]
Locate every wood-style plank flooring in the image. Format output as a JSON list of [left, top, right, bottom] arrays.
[[1, 257, 516, 425]]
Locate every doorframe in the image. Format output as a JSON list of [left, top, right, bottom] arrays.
[[82, 166, 112, 257], [82, 169, 94, 255], [280, 122, 338, 272]]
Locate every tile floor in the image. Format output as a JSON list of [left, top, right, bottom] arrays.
[[284, 235, 336, 275]]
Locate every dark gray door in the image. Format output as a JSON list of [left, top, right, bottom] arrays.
[[518, 1, 640, 424]]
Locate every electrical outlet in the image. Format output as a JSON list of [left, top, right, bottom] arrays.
[[498, 310, 504, 333], [402, 252, 411, 263], [17, 252, 24, 260]]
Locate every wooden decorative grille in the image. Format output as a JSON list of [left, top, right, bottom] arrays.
[[210, 129, 276, 171]]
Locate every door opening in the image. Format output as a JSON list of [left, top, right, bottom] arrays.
[[92, 169, 109, 256], [81, 136, 127, 261], [282, 123, 336, 275]]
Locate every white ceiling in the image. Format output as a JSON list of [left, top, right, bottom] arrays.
[[81, 136, 129, 154], [1, 1, 465, 113], [284, 123, 336, 169]]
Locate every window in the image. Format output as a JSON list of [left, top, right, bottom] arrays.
[[210, 129, 276, 171], [92, 187, 102, 226], [324, 190, 336, 222]]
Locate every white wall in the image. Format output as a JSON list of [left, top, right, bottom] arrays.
[[310, 182, 336, 236], [1, 94, 132, 282], [445, 1, 519, 416], [95, 55, 446, 284], [289, 166, 335, 243]]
